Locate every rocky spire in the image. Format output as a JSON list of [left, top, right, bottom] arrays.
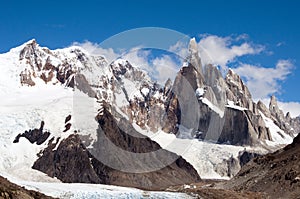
[[188, 38, 203, 75], [269, 95, 295, 135], [269, 95, 284, 119], [257, 100, 271, 118], [225, 69, 254, 111]]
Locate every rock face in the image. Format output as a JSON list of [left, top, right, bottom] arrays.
[[225, 69, 254, 111], [222, 133, 300, 198], [32, 105, 200, 190], [291, 116, 300, 134], [17, 39, 109, 94], [165, 44, 294, 146], [170, 62, 274, 146], [188, 37, 204, 75], [32, 134, 102, 184], [269, 95, 296, 135]]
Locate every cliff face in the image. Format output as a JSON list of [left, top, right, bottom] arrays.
[[32, 106, 200, 190], [268, 95, 297, 135], [170, 62, 280, 146]]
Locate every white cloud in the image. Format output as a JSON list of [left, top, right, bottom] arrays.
[[168, 41, 189, 59], [198, 35, 264, 71], [278, 101, 300, 118], [276, 42, 285, 47], [234, 60, 294, 99], [72, 41, 119, 64], [152, 55, 179, 84], [121, 48, 152, 71]]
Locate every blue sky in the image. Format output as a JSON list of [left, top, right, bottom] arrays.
[[1, 0, 299, 115]]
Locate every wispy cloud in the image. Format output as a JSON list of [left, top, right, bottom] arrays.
[[168, 41, 189, 59], [276, 42, 285, 47], [121, 48, 151, 70], [234, 60, 294, 99], [152, 55, 179, 84]]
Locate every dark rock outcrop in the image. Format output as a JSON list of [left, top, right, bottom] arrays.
[[64, 115, 72, 124], [238, 150, 261, 167], [13, 121, 50, 145], [33, 135, 102, 184], [195, 105, 271, 146], [214, 156, 241, 178]]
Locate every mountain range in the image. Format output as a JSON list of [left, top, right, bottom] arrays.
[[0, 38, 299, 198]]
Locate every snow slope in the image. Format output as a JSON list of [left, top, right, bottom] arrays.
[[136, 130, 267, 179]]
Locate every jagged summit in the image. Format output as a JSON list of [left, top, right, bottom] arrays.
[[188, 37, 198, 53], [187, 37, 203, 74], [18, 38, 37, 46], [3, 39, 36, 56]]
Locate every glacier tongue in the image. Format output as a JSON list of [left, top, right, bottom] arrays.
[[5, 178, 193, 199]]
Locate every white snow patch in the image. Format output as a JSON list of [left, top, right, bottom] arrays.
[[226, 100, 247, 111], [201, 98, 225, 117], [141, 87, 150, 96], [195, 88, 205, 97], [260, 111, 293, 145]]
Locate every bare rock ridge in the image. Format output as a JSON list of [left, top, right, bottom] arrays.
[[19, 40, 75, 87], [222, 133, 300, 198], [32, 105, 200, 190], [269, 95, 296, 135], [171, 54, 275, 145]]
